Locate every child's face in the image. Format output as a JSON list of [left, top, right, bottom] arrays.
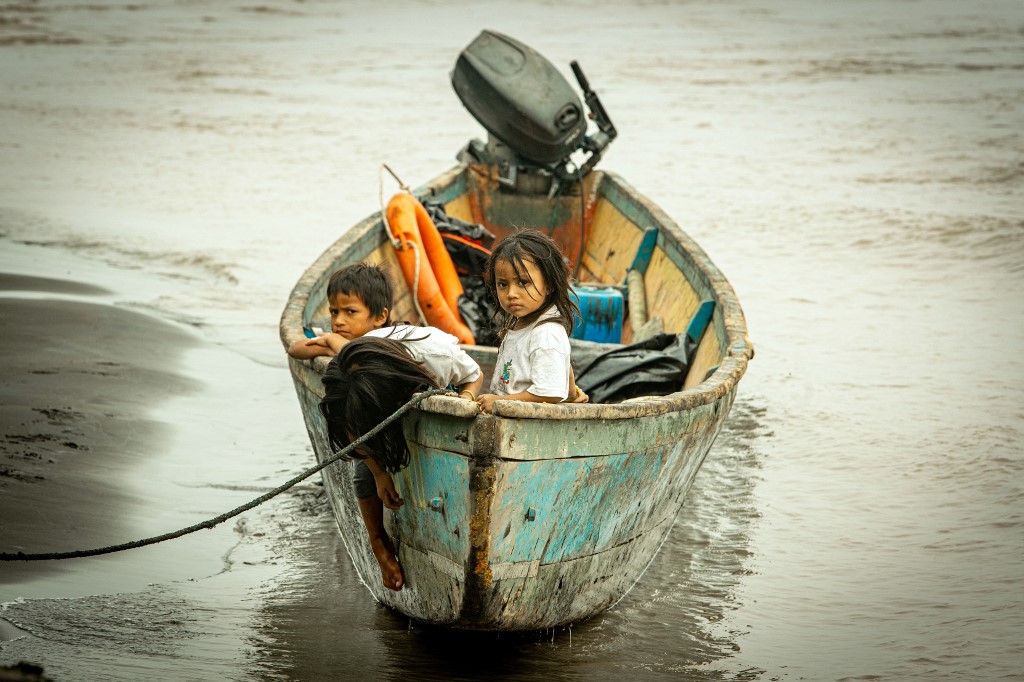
[[329, 291, 388, 340], [493, 257, 549, 319]]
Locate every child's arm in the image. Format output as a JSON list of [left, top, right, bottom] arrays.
[[442, 336, 483, 401], [286, 332, 349, 359], [364, 457, 404, 510], [567, 367, 589, 403], [457, 374, 484, 402], [478, 390, 563, 413], [478, 374, 589, 410]]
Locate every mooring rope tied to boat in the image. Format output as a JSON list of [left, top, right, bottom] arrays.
[[0, 388, 448, 562]]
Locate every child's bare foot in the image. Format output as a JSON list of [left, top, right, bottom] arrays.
[[370, 535, 404, 591]]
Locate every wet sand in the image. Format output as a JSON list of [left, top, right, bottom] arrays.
[[0, 276, 198, 573], [0, 239, 312, 608], [0, 244, 325, 679]]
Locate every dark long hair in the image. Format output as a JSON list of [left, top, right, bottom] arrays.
[[484, 229, 579, 339], [319, 336, 440, 472]]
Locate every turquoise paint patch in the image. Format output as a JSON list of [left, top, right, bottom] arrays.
[[626, 226, 660, 276], [488, 448, 668, 565], [392, 446, 471, 563]]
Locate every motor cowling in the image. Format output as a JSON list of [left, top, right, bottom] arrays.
[[451, 30, 616, 191]]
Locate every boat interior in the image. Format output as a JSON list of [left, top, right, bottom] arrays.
[[298, 164, 728, 400]]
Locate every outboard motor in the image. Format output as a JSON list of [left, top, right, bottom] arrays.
[[452, 30, 616, 195]]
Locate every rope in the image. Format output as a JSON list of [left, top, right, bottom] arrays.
[[381, 162, 410, 193], [0, 388, 448, 562], [407, 241, 428, 326], [379, 163, 407, 251]]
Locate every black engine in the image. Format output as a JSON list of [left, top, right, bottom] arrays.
[[451, 30, 617, 194]]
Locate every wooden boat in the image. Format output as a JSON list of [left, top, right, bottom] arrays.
[[279, 31, 753, 631]]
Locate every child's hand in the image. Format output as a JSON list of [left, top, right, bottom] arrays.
[[365, 458, 404, 510], [376, 473, 404, 510], [302, 335, 333, 349], [293, 332, 349, 357], [477, 393, 499, 414], [288, 333, 341, 360], [569, 384, 589, 403], [323, 332, 348, 354]]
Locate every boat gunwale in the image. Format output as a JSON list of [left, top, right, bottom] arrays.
[[279, 164, 752, 422]]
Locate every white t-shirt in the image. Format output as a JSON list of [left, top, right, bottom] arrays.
[[366, 324, 481, 387], [490, 307, 570, 400]]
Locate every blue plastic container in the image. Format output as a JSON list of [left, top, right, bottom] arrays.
[[571, 284, 624, 344]]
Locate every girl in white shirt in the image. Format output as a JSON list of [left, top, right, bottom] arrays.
[[477, 230, 584, 413]]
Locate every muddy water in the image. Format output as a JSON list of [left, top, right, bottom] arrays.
[[1, 1, 1022, 680]]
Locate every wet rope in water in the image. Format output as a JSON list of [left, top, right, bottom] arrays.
[[0, 388, 448, 562]]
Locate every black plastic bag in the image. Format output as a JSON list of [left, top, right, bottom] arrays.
[[423, 200, 495, 248], [458, 277, 500, 347], [423, 200, 500, 346], [440, 233, 493, 277], [574, 332, 698, 404]]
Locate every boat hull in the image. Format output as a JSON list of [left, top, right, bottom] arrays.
[[282, 164, 752, 630]]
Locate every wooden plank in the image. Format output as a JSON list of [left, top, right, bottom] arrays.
[[642, 246, 700, 332], [579, 198, 642, 283], [485, 402, 721, 559], [685, 314, 724, 389], [627, 225, 660, 275], [443, 194, 475, 224], [393, 542, 465, 623]]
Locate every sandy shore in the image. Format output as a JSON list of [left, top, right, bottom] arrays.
[[0, 273, 198, 581], [0, 243, 333, 679]]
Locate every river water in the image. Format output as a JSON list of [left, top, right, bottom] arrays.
[[1, 1, 1021, 680]]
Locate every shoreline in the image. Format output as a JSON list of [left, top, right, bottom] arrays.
[[0, 275, 200, 586]]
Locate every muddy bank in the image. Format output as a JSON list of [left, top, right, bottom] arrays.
[[0, 277, 199, 581]]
